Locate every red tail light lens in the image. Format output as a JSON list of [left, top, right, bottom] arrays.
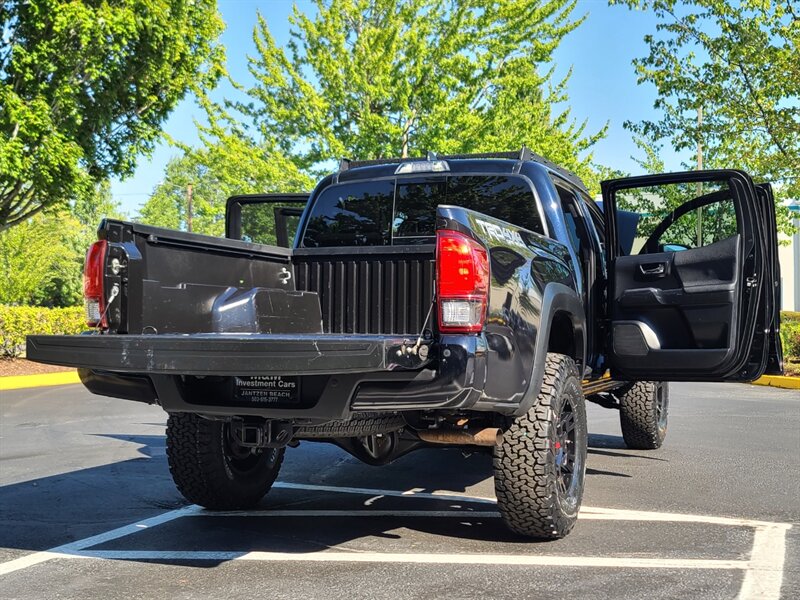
[[84, 240, 108, 327], [436, 230, 489, 333]]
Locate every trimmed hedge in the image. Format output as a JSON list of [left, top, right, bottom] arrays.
[[0, 305, 86, 358], [782, 311, 800, 360]]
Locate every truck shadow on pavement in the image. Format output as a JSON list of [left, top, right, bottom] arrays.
[[588, 433, 669, 462], [0, 430, 661, 563]]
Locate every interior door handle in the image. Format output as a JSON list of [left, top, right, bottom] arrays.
[[639, 263, 667, 276]]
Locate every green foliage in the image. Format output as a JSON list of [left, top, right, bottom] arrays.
[[0, 305, 85, 357], [613, 0, 799, 236], [0, 182, 122, 307], [0, 0, 225, 231], [239, 200, 308, 247], [618, 137, 738, 252], [142, 0, 609, 232], [241, 0, 606, 187], [0, 213, 77, 305], [139, 103, 313, 236], [782, 311, 800, 360]]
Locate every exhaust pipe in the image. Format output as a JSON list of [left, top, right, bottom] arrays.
[[417, 427, 503, 447]]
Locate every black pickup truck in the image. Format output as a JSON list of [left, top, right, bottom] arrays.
[[27, 148, 783, 539]]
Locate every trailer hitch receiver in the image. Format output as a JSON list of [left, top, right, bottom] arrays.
[[230, 418, 294, 449]]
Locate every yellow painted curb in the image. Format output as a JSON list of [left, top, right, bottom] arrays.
[[0, 370, 81, 391], [752, 375, 800, 390]]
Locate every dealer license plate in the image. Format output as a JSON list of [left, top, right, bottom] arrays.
[[233, 376, 301, 406]]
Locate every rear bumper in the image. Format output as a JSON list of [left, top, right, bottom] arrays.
[[26, 333, 494, 420], [27, 333, 427, 376]]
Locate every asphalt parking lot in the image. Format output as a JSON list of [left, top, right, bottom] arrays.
[[1, 381, 798, 599]]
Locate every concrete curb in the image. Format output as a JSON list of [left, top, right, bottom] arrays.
[[0, 370, 80, 391], [752, 375, 800, 390]]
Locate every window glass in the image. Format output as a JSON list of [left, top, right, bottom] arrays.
[[447, 176, 543, 235], [303, 174, 543, 247], [555, 187, 583, 258], [614, 181, 737, 255], [240, 202, 306, 247], [302, 180, 394, 247], [392, 175, 543, 240], [393, 180, 447, 239], [582, 194, 605, 244]]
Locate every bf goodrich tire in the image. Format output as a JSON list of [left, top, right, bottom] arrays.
[[619, 381, 669, 450], [493, 353, 588, 539], [166, 413, 284, 510]]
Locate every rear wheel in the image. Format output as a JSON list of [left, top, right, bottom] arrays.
[[619, 381, 669, 450], [493, 353, 587, 539], [166, 413, 284, 509]]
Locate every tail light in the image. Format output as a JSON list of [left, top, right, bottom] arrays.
[[84, 240, 108, 327], [436, 230, 489, 333]]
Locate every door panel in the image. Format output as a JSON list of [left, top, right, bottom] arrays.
[[612, 236, 740, 374], [602, 170, 768, 381]]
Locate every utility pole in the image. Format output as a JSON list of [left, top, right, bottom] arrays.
[[695, 107, 703, 247], [186, 183, 194, 233]]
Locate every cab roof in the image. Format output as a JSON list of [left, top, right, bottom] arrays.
[[334, 147, 589, 195]]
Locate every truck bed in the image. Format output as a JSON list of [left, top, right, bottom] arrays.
[[101, 220, 434, 338]]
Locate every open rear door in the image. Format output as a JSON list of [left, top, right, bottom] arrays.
[[226, 193, 310, 247], [601, 170, 777, 382]]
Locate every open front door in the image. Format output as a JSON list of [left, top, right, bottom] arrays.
[[755, 183, 784, 376], [601, 170, 776, 382]]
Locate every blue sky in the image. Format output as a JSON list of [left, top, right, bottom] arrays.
[[110, 0, 682, 215]]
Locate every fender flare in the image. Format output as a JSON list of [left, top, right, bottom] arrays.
[[513, 282, 586, 417]]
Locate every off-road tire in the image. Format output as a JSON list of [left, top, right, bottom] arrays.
[[619, 381, 668, 450], [166, 413, 284, 510], [493, 353, 587, 539]]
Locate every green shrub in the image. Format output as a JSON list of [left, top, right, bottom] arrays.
[[0, 305, 86, 358], [781, 315, 800, 361]]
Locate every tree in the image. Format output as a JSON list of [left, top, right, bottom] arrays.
[[0, 182, 124, 307], [143, 0, 609, 237], [0, 214, 67, 305], [618, 136, 738, 254], [0, 211, 87, 306], [237, 0, 605, 186], [0, 0, 225, 231], [140, 101, 314, 237], [613, 0, 799, 235]]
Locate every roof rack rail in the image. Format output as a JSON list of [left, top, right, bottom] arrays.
[[338, 146, 587, 192]]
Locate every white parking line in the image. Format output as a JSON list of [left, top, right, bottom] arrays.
[[737, 524, 791, 600], [0, 481, 791, 600], [273, 481, 497, 505], [273, 481, 789, 529], [72, 550, 749, 570], [0, 505, 200, 576]]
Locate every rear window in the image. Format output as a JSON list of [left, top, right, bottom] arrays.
[[302, 180, 394, 247], [302, 175, 542, 247]]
